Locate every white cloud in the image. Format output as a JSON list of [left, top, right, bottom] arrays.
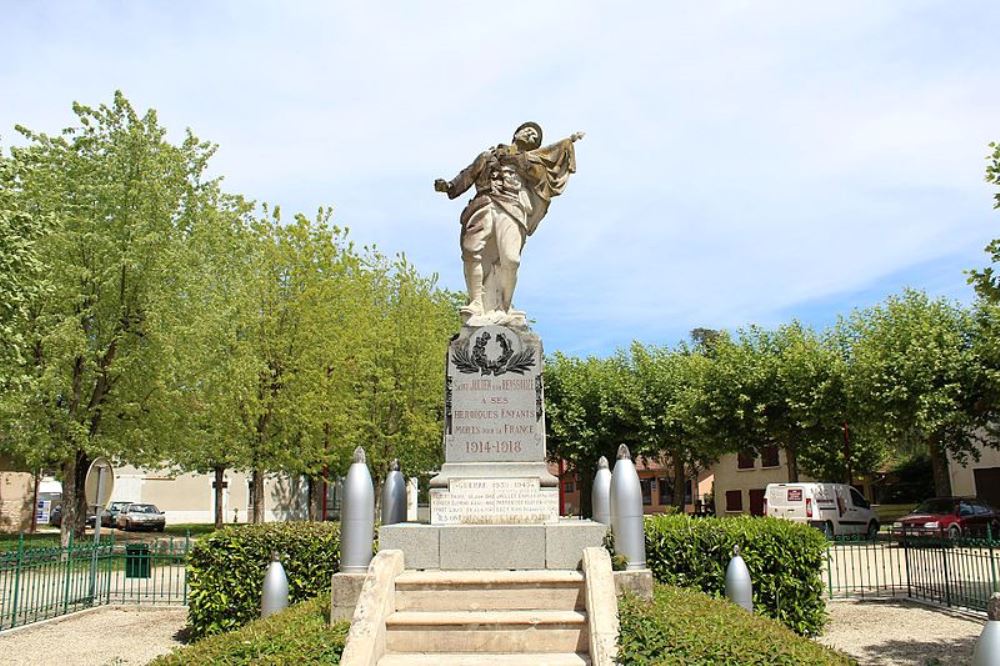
[[3, 1, 999, 354]]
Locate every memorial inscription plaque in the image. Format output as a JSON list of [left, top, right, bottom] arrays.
[[430, 478, 558, 525], [445, 325, 544, 463]]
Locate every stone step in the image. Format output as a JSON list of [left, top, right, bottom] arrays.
[[379, 653, 592, 666], [384, 610, 589, 654], [394, 570, 586, 611]]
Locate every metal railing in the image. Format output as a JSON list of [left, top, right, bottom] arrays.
[[825, 527, 1000, 613], [0, 532, 191, 631]]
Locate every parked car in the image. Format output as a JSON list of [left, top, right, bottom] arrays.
[[764, 482, 879, 538], [48, 505, 97, 528], [891, 497, 1000, 540], [116, 503, 166, 532], [101, 501, 133, 527]]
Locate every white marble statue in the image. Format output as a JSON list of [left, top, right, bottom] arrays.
[[435, 122, 584, 325]]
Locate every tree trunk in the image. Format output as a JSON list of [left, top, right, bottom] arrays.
[[60, 450, 90, 548], [928, 435, 952, 497], [785, 445, 799, 483], [307, 477, 325, 521], [213, 465, 225, 530], [251, 468, 265, 523], [672, 456, 687, 512]]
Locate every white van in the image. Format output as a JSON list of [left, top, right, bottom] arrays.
[[764, 483, 879, 538]]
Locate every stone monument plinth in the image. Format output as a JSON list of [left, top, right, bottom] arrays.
[[380, 323, 608, 570], [429, 324, 559, 525]]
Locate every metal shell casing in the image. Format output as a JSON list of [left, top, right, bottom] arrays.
[[974, 594, 1000, 666], [592, 456, 612, 525], [381, 460, 407, 526], [341, 446, 375, 573], [725, 546, 753, 612], [610, 444, 646, 570], [261, 555, 289, 618]]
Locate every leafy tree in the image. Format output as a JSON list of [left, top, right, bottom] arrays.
[[160, 194, 255, 528], [544, 352, 638, 516], [1, 93, 220, 543], [697, 323, 885, 484], [337, 250, 459, 490], [847, 290, 991, 496], [0, 149, 50, 392], [628, 342, 721, 510], [968, 141, 1000, 301]]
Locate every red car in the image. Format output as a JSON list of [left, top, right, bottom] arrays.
[[891, 497, 1000, 540]]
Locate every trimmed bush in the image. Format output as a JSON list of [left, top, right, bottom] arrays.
[[618, 585, 853, 665], [643, 515, 828, 636], [187, 522, 340, 638], [153, 595, 349, 665]]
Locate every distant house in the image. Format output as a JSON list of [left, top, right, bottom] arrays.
[[0, 456, 34, 532], [948, 445, 1000, 508], [712, 445, 876, 516], [713, 446, 796, 516], [550, 458, 714, 516], [111, 465, 312, 524], [0, 461, 318, 532]]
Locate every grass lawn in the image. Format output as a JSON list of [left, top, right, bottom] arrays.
[[0, 523, 219, 553]]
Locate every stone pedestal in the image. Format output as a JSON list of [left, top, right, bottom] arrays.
[[378, 322, 607, 571], [430, 324, 558, 525], [329, 571, 367, 622], [379, 520, 609, 570], [613, 569, 654, 601]]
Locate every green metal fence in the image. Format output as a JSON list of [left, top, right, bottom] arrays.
[[0, 532, 190, 631], [825, 529, 1000, 613]]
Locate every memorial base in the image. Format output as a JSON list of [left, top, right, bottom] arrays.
[[613, 568, 654, 601], [329, 571, 367, 622], [378, 520, 609, 570]]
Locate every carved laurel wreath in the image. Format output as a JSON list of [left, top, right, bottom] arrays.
[[453, 331, 535, 376]]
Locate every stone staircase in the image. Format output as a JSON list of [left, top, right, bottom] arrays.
[[378, 570, 591, 665]]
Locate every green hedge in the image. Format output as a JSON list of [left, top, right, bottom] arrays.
[[643, 515, 828, 636], [619, 585, 853, 665], [187, 522, 341, 638], [153, 596, 348, 665]]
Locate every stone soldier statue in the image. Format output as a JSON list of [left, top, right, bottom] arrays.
[[435, 122, 584, 325]]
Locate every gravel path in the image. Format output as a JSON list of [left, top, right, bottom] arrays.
[[0, 606, 187, 665], [819, 599, 984, 665]]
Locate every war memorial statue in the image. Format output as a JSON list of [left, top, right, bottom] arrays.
[[435, 122, 584, 325], [373, 122, 609, 572]]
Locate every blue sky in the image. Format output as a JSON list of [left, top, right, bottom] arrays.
[[3, 1, 1000, 356]]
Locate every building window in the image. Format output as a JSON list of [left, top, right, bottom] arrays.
[[761, 445, 780, 468], [737, 451, 755, 469], [657, 477, 670, 505], [684, 480, 693, 505], [563, 481, 575, 494], [640, 478, 652, 505], [749, 488, 766, 516], [725, 490, 743, 512]]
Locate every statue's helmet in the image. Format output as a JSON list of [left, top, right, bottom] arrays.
[[513, 121, 543, 149]]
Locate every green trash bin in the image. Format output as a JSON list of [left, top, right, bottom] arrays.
[[125, 543, 151, 578]]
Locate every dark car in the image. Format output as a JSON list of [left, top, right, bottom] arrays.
[[891, 497, 1000, 540], [48, 505, 97, 528], [101, 501, 133, 527], [116, 503, 166, 532]]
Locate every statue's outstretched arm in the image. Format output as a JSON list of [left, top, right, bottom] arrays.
[[435, 151, 489, 200]]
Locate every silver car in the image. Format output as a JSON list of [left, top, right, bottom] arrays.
[[116, 503, 166, 532]]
